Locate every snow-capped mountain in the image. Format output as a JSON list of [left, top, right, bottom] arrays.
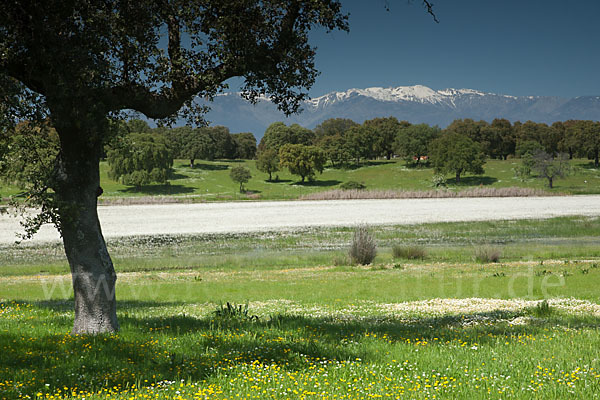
[[198, 85, 600, 138]]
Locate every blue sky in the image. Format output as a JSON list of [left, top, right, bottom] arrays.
[[283, 0, 600, 98]]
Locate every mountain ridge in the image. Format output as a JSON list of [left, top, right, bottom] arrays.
[[198, 85, 600, 138]]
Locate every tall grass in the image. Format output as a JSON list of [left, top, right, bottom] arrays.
[[473, 245, 502, 263], [300, 187, 552, 200], [392, 244, 428, 260]]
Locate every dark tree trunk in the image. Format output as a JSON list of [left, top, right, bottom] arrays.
[[455, 171, 461, 183], [190, 159, 195, 168], [51, 106, 119, 334], [595, 151, 599, 168], [268, 171, 272, 181], [386, 151, 392, 160], [548, 176, 553, 189]]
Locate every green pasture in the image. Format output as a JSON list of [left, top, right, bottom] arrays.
[[3, 158, 600, 202], [1, 216, 600, 399]]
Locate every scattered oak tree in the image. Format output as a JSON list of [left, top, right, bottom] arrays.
[[169, 126, 214, 167], [313, 118, 358, 142], [429, 133, 486, 183], [0, 0, 349, 334], [363, 117, 405, 160], [207, 126, 237, 160], [532, 150, 570, 189], [394, 123, 439, 166], [488, 118, 516, 160], [107, 132, 173, 189], [576, 121, 600, 167], [514, 140, 543, 179], [318, 133, 353, 167], [232, 133, 257, 160], [229, 166, 252, 192], [256, 148, 280, 181], [313, 118, 356, 166], [345, 125, 372, 165], [258, 122, 315, 154], [279, 143, 326, 182]]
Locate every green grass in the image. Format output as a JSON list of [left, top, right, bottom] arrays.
[[3, 216, 600, 276], [2, 217, 600, 399], [3, 158, 600, 202]]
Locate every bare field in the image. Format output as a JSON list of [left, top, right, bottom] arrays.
[[2, 195, 600, 244]]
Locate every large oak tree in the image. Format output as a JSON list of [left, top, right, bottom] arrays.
[[0, 0, 348, 334], [0, 1, 436, 334]]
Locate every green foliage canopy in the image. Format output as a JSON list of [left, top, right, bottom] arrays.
[[394, 123, 439, 166], [429, 132, 486, 183], [256, 148, 280, 181], [531, 150, 570, 189], [232, 133, 257, 160], [168, 126, 214, 167], [344, 125, 372, 165], [278, 143, 326, 182], [574, 120, 600, 167], [0, 122, 59, 189], [363, 117, 406, 160], [314, 118, 358, 142], [258, 122, 315, 154], [107, 132, 173, 188], [229, 165, 252, 192]]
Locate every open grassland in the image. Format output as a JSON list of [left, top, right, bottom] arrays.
[[1, 216, 600, 399], [3, 158, 600, 202], [1, 298, 600, 399]]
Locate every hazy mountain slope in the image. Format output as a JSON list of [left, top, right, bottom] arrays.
[[198, 85, 600, 138]]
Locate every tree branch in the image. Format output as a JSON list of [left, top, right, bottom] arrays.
[[108, 62, 240, 119], [109, 3, 305, 120], [421, 0, 439, 23], [385, 1, 438, 23]]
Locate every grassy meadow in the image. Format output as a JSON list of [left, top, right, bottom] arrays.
[[3, 157, 600, 202], [2, 216, 600, 399]]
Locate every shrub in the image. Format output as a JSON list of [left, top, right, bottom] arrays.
[[393, 245, 427, 260], [213, 302, 258, 321], [431, 174, 447, 188], [473, 246, 501, 263], [339, 181, 366, 190], [349, 224, 377, 265]]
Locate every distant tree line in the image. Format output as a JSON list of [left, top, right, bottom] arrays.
[[255, 117, 600, 183], [2, 116, 599, 188]]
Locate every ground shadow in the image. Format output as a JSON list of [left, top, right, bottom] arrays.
[[576, 161, 599, 170], [447, 176, 498, 186], [264, 179, 293, 183], [117, 184, 195, 195], [403, 162, 431, 169], [4, 299, 599, 398], [189, 162, 229, 171], [337, 160, 396, 171], [169, 172, 188, 180], [218, 159, 245, 163], [292, 179, 342, 187]]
